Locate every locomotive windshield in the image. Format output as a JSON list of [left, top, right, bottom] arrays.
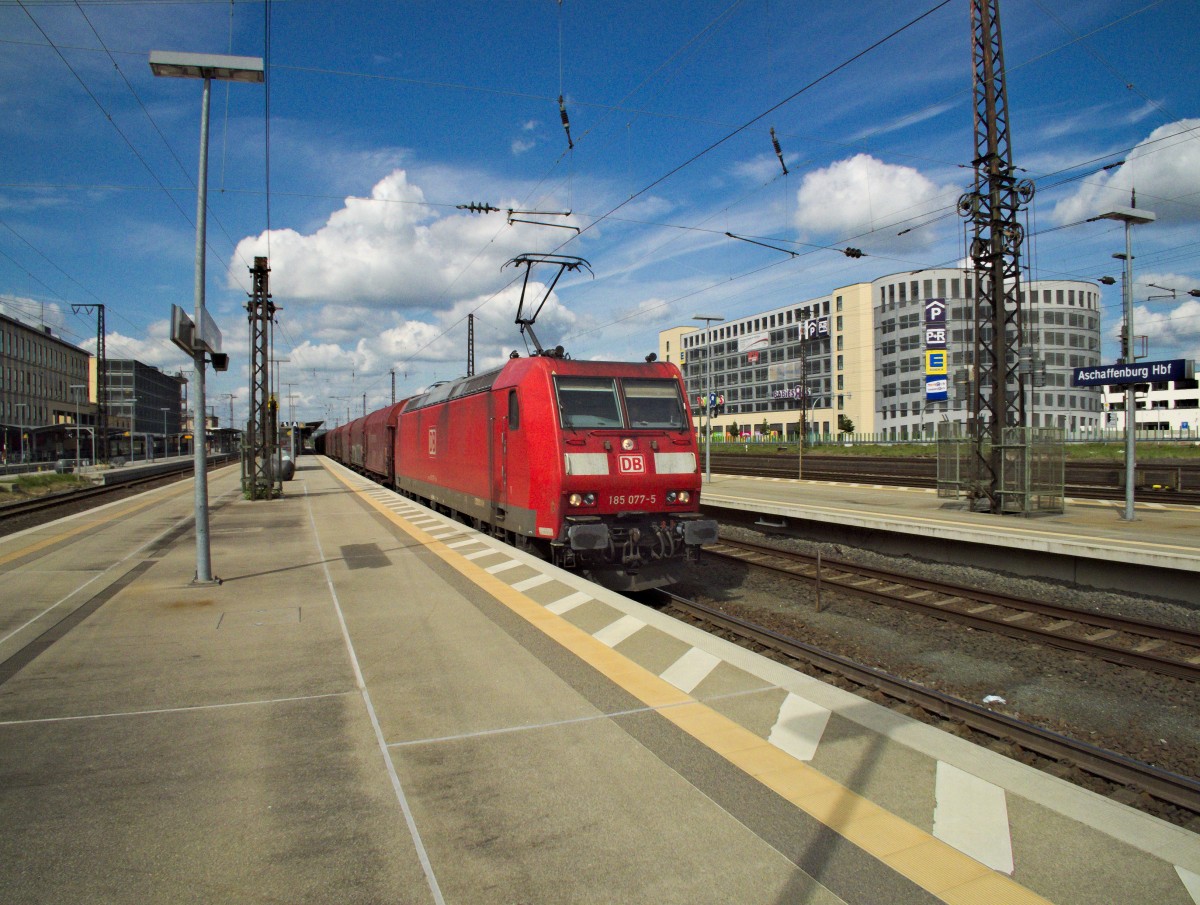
[[623, 379, 687, 429], [555, 377, 623, 428], [555, 376, 687, 430]]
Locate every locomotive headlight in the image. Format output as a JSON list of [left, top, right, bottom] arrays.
[[583, 492, 596, 505], [621, 437, 635, 451], [568, 492, 597, 507], [568, 493, 583, 506], [677, 490, 690, 503], [666, 491, 677, 503]]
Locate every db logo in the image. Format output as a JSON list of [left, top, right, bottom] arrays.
[[617, 454, 645, 474]]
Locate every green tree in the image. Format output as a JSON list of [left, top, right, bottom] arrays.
[[838, 414, 855, 434]]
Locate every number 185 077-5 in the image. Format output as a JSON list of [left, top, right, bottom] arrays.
[[609, 494, 656, 507]]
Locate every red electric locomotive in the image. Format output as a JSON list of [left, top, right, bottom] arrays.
[[391, 355, 717, 590], [321, 354, 718, 591]]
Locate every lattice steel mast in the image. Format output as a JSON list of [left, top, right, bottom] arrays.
[[467, 312, 475, 377], [960, 0, 1035, 512], [72, 303, 107, 463], [244, 256, 276, 499]]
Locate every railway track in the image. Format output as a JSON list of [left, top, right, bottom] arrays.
[[0, 457, 234, 534], [659, 590, 1200, 821], [708, 453, 1200, 505], [707, 536, 1200, 682]]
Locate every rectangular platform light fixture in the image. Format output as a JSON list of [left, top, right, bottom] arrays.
[[149, 51, 264, 83], [1097, 207, 1156, 226]]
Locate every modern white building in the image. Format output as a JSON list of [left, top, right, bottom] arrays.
[[661, 268, 1106, 441], [1102, 380, 1200, 433]]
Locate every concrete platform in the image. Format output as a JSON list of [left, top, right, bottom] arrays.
[[700, 473, 1200, 602], [0, 457, 1196, 904]]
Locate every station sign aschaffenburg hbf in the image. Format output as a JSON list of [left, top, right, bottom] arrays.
[[1071, 359, 1192, 387]]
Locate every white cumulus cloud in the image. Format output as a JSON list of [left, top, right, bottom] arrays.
[[1050, 119, 1200, 225], [793, 153, 957, 245], [230, 169, 567, 309]]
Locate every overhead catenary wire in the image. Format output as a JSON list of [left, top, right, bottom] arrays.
[[517, 1, 964, 352], [3, 1, 264, 377], [553, 0, 956, 251], [10, 0, 261, 354], [60, 1, 257, 290], [263, 0, 272, 259], [6, 2, 1195, 420]]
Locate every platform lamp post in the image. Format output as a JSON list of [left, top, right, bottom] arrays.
[[692, 315, 724, 483], [71, 385, 89, 470], [161, 407, 171, 458], [1096, 206, 1155, 521], [14, 403, 28, 464], [128, 396, 139, 462], [151, 51, 263, 585]]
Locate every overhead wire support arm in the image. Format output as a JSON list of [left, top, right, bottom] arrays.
[[725, 232, 864, 260], [502, 253, 592, 357], [725, 232, 798, 258], [506, 207, 578, 233]]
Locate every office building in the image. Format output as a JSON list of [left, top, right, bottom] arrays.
[[662, 268, 1105, 441], [105, 360, 186, 459], [1, 312, 93, 462]]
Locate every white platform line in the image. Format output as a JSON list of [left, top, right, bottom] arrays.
[[933, 761, 1014, 875], [484, 560, 523, 575], [593, 615, 645, 648], [1177, 866, 1200, 905], [304, 483, 446, 905], [767, 693, 831, 762], [660, 648, 721, 694], [545, 591, 592, 614], [0, 691, 356, 727], [511, 574, 554, 592], [446, 539, 482, 549]]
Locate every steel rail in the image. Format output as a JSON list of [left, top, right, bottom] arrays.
[[0, 457, 234, 528], [661, 591, 1200, 816], [709, 537, 1200, 682]]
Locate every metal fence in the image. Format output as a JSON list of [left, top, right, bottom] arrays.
[[935, 423, 1065, 514], [705, 428, 1199, 448]]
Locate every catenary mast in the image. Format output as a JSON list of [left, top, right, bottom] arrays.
[[960, 0, 1036, 512]]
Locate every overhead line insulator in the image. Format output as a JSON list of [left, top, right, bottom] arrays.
[[770, 127, 789, 176], [456, 202, 500, 214], [558, 95, 574, 150]]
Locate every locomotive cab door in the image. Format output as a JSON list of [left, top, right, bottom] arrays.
[[489, 390, 511, 522], [386, 425, 396, 485]]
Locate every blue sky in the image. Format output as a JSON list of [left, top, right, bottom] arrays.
[[3, 0, 1199, 427]]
